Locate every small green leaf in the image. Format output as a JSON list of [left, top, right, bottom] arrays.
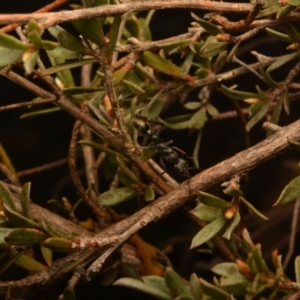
[[211, 262, 240, 277], [114, 278, 173, 300], [164, 267, 191, 297], [199, 278, 230, 299], [191, 203, 224, 222], [184, 102, 201, 110], [20, 182, 30, 219], [15, 254, 47, 271], [42, 219, 68, 238], [0, 181, 17, 211], [47, 199, 70, 215], [123, 79, 145, 95], [142, 51, 187, 79], [41, 40, 58, 50], [144, 186, 155, 202], [98, 187, 138, 206], [0, 47, 24, 67], [107, 16, 122, 58], [198, 191, 232, 208], [222, 212, 241, 240], [227, 41, 240, 63], [143, 276, 170, 296], [191, 13, 222, 35], [288, 138, 300, 153], [42, 237, 76, 253], [246, 102, 270, 132], [4, 203, 42, 230], [286, 23, 300, 44], [267, 93, 284, 137], [188, 110, 207, 130], [72, 18, 105, 47], [164, 120, 190, 130], [47, 46, 79, 60], [295, 255, 300, 283], [0, 33, 29, 50], [241, 197, 269, 220], [24, 50, 38, 75], [276, 4, 293, 19], [274, 175, 300, 205], [221, 85, 260, 100], [247, 245, 269, 274], [265, 27, 292, 43], [41, 246, 52, 266], [181, 51, 194, 79], [41, 58, 97, 75], [0, 228, 13, 249], [27, 19, 41, 36], [57, 30, 89, 53], [267, 52, 298, 74], [5, 228, 46, 246], [0, 250, 24, 276], [199, 42, 227, 58], [190, 216, 228, 248], [190, 273, 203, 299]]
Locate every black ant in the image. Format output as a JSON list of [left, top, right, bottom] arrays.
[[132, 113, 194, 184]]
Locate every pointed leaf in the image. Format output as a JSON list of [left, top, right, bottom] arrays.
[[20, 182, 31, 218], [41, 58, 97, 75], [267, 52, 298, 74], [142, 51, 191, 80], [5, 228, 46, 246], [190, 273, 203, 299], [184, 102, 201, 110], [41, 237, 76, 253], [0, 33, 29, 50], [107, 16, 122, 58], [72, 18, 105, 47], [199, 42, 227, 58], [41, 246, 52, 266], [198, 191, 232, 208], [276, 4, 293, 19], [199, 278, 230, 299], [144, 186, 155, 202], [191, 203, 224, 222], [274, 175, 300, 205], [143, 276, 170, 296], [57, 30, 89, 53], [98, 187, 138, 206], [114, 278, 172, 300], [221, 85, 260, 100], [241, 197, 269, 220], [188, 110, 207, 130], [267, 92, 284, 136], [14, 254, 47, 271], [288, 138, 300, 153], [286, 23, 300, 44], [0, 228, 13, 249], [190, 216, 228, 248], [0, 181, 17, 211], [62, 87, 103, 96], [222, 212, 241, 240], [27, 19, 41, 36], [289, 0, 300, 5], [265, 27, 292, 43], [227, 41, 240, 63], [164, 267, 191, 297], [0, 250, 24, 276], [23, 50, 38, 74], [47, 46, 79, 60], [211, 262, 240, 277], [3, 204, 43, 229], [181, 51, 194, 79], [246, 102, 270, 132], [191, 13, 222, 35]]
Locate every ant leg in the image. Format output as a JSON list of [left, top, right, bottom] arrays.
[[159, 155, 168, 175], [172, 146, 194, 160]]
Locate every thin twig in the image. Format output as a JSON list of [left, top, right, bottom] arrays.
[[0, 0, 69, 33], [283, 197, 300, 270], [0, 2, 254, 28], [17, 158, 69, 177], [0, 98, 57, 112]]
